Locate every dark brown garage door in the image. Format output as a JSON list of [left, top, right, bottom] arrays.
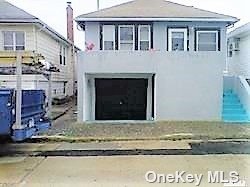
[[95, 78, 148, 120]]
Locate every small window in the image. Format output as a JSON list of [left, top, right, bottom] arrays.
[[63, 82, 67, 94], [138, 25, 151, 51], [60, 46, 66, 65], [103, 25, 115, 50], [168, 28, 187, 51], [63, 47, 66, 65], [59, 46, 63, 65], [3, 31, 25, 51], [228, 43, 233, 57], [119, 25, 135, 50], [196, 31, 219, 51]]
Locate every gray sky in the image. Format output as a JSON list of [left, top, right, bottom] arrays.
[[7, 0, 250, 49]]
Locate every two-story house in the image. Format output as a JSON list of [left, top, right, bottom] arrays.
[[75, 0, 238, 122], [0, 1, 79, 99]]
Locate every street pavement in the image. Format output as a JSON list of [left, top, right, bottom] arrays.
[[0, 140, 249, 187]]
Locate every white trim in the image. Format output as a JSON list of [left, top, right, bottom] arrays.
[[138, 25, 151, 51], [168, 28, 188, 51], [196, 30, 219, 51], [118, 25, 135, 51], [102, 25, 115, 50], [76, 17, 238, 23]]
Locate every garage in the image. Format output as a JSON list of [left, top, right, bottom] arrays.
[[95, 78, 148, 120]]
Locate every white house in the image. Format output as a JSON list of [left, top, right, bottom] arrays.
[[227, 23, 250, 79], [224, 23, 250, 121], [0, 1, 79, 99], [75, 0, 238, 122]]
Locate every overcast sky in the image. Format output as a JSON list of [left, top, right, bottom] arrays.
[[7, 0, 250, 50]]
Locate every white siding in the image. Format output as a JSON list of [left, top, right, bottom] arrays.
[[0, 24, 34, 50], [228, 35, 250, 78], [36, 29, 74, 97], [0, 23, 76, 98]]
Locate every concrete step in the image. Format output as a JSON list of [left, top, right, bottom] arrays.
[[223, 103, 242, 108]]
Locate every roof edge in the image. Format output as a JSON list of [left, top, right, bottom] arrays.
[[228, 22, 250, 38], [75, 17, 239, 23]]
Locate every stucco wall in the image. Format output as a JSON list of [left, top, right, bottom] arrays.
[[84, 21, 227, 52], [78, 51, 224, 121], [79, 21, 228, 121]]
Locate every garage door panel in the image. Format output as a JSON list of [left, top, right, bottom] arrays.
[[95, 78, 148, 120]]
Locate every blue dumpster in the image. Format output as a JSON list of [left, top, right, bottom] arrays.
[[0, 89, 14, 135], [0, 88, 51, 141]]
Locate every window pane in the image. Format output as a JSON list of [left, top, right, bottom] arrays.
[[4, 32, 13, 46], [172, 32, 184, 51], [15, 32, 25, 46], [172, 32, 184, 39], [104, 41, 114, 50], [198, 44, 216, 51], [198, 32, 217, 51], [103, 25, 115, 41], [198, 33, 216, 43], [120, 27, 133, 41], [140, 27, 149, 41], [4, 46, 14, 50], [16, 46, 25, 50], [140, 41, 149, 50], [120, 43, 133, 50]]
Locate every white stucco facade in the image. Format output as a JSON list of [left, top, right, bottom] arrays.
[[77, 21, 228, 121]]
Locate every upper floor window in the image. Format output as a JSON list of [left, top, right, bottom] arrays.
[[168, 28, 188, 51], [60, 46, 66, 65], [3, 31, 25, 51], [118, 25, 135, 50], [103, 25, 115, 50], [196, 30, 219, 51], [138, 25, 151, 51]]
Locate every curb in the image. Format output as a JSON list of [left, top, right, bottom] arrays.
[[32, 135, 250, 143]]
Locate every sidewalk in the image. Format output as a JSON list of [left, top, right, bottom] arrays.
[[44, 106, 250, 142], [51, 100, 75, 120]]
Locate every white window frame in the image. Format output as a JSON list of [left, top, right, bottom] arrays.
[[118, 25, 135, 51], [3, 31, 25, 51], [196, 30, 219, 51], [138, 25, 151, 51], [168, 28, 187, 51], [102, 25, 115, 50]]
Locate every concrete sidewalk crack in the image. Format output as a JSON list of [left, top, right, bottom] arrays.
[[17, 157, 47, 186]]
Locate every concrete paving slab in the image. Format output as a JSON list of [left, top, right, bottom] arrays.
[[56, 142, 121, 150], [56, 140, 191, 151], [22, 155, 250, 187], [117, 140, 191, 150], [0, 157, 44, 184]]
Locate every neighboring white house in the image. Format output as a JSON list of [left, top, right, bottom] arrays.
[[227, 23, 250, 79], [0, 1, 79, 99], [224, 23, 250, 120], [75, 0, 238, 122]]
